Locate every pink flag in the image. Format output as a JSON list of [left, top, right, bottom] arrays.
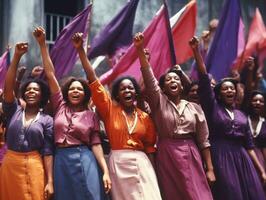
[[170, 0, 197, 64], [235, 8, 266, 69], [100, 5, 175, 85], [0, 50, 10, 89], [50, 4, 92, 79]]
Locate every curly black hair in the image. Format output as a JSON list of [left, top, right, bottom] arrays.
[[111, 76, 140, 102], [61, 77, 91, 107], [20, 78, 50, 108]]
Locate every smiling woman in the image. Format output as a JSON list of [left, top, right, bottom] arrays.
[[0, 43, 54, 200], [134, 32, 214, 200], [190, 35, 266, 200], [72, 32, 162, 200], [33, 26, 111, 200]]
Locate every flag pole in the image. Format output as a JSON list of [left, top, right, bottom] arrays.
[[162, 0, 177, 65]]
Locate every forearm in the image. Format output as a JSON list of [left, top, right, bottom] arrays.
[[136, 48, 150, 68], [39, 43, 55, 77], [38, 43, 60, 94], [43, 155, 53, 184], [92, 144, 109, 174], [191, 47, 207, 75], [77, 47, 97, 83], [201, 148, 214, 171], [248, 149, 265, 175]]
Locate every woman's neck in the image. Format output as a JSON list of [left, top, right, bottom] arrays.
[[250, 113, 260, 121], [121, 105, 135, 114], [168, 95, 181, 106], [70, 104, 86, 112], [25, 105, 39, 115]]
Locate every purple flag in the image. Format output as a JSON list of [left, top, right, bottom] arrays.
[[50, 4, 92, 79], [205, 0, 241, 81], [0, 50, 10, 89], [88, 0, 139, 63], [99, 5, 175, 85]]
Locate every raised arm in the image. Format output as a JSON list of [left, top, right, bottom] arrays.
[[72, 33, 97, 83], [189, 36, 207, 75], [33, 27, 60, 95], [134, 32, 161, 109], [4, 43, 28, 103], [134, 33, 150, 69]]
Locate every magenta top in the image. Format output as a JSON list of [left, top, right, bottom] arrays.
[[140, 66, 210, 150], [51, 91, 101, 146]]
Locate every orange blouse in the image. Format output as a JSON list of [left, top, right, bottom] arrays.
[[89, 80, 156, 153]]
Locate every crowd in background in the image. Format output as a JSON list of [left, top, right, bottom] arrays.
[[0, 17, 265, 200]]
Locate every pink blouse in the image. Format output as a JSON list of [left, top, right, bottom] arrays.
[[51, 91, 101, 146]]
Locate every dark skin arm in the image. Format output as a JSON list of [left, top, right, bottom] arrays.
[[4, 43, 28, 103], [72, 32, 97, 83], [33, 27, 60, 95], [247, 149, 266, 185], [189, 36, 208, 75], [201, 148, 216, 185], [72, 33, 112, 192], [43, 155, 54, 199]]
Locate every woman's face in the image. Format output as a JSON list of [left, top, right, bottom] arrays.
[[251, 94, 265, 115], [163, 72, 183, 97], [117, 79, 136, 108], [67, 81, 85, 106], [219, 81, 236, 107], [24, 82, 42, 107], [188, 84, 199, 104]]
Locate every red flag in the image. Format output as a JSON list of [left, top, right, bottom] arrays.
[[0, 50, 10, 89], [170, 0, 197, 64], [235, 8, 266, 69], [99, 5, 175, 85]]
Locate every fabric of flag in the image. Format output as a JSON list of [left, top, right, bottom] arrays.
[[0, 50, 10, 89], [88, 0, 139, 64], [205, 0, 241, 81], [99, 5, 175, 85], [235, 8, 266, 69], [50, 4, 92, 79], [170, 0, 197, 64]]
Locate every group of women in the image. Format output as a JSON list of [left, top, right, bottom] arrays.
[[0, 26, 265, 200]]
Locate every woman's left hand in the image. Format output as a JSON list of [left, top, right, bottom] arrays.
[[206, 169, 216, 186], [103, 172, 112, 193], [44, 182, 54, 199], [261, 172, 266, 185]]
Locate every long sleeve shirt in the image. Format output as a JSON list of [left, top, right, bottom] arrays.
[[89, 80, 156, 153]]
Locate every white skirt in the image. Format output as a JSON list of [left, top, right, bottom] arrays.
[[109, 149, 162, 200]]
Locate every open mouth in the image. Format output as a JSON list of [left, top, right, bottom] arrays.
[[170, 83, 178, 91]]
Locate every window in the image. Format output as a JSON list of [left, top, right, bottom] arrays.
[[44, 1, 82, 49]]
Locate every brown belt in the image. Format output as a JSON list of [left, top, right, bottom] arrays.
[[57, 143, 84, 148], [171, 133, 194, 139]]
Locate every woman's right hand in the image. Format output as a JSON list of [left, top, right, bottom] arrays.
[[189, 36, 200, 50], [15, 42, 28, 57], [133, 32, 144, 50], [72, 32, 84, 49], [33, 26, 46, 45]]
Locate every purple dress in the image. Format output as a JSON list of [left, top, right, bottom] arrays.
[[248, 117, 266, 172], [199, 74, 265, 200], [141, 66, 213, 200]]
